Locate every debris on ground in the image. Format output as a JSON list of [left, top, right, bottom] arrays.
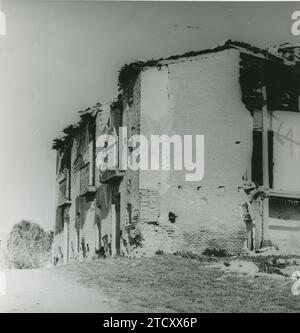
[[174, 250, 300, 278], [279, 259, 300, 277], [241, 245, 282, 257], [223, 260, 259, 276], [173, 250, 223, 262]]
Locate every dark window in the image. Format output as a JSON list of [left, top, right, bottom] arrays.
[[252, 131, 263, 186], [252, 130, 274, 188]]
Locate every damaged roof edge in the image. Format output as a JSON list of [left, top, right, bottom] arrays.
[[53, 39, 297, 150], [117, 39, 296, 90], [52, 103, 102, 150], [52, 98, 124, 150]]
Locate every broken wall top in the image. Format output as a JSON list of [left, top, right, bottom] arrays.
[[52, 103, 103, 151], [118, 39, 297, 91], [53, 39, 300, 151]]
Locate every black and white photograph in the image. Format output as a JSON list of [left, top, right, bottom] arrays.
[[1, 0, 300, 316]]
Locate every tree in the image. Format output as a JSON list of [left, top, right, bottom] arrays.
[[8, 220, 53, 269]]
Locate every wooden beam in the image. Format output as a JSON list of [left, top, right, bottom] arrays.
[[253, 200, 262, 251], [253, 85, 270, 251], [261, 85, 270, 244], [262, 86, 269, 187]]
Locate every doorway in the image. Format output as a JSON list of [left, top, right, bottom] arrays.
[[111, 193, 121, 256]]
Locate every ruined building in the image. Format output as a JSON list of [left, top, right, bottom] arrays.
[[52, 40, 300, 263]]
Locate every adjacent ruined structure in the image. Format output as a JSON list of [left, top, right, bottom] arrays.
[[52, 40, 300, 263]]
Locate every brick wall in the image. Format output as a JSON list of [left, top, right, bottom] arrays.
[[139, 189, 160, 223], [119, 75, 142, 229], [134, 50, 253, 256]]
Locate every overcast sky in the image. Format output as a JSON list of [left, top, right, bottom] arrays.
[[0, 0, 299, 234]]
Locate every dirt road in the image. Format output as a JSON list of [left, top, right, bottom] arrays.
[[0, 268, 121, 313]]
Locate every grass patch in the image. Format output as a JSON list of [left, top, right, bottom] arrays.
[[58, 254, 300, 313]]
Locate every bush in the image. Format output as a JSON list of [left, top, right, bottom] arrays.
[[7, 220, 53, 269], [202, 248, 228, 257]]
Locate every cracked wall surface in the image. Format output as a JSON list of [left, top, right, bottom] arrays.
[[127, 50, 253, 256]]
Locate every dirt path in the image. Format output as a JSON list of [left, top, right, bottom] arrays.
[[0, 268, 121, 313]]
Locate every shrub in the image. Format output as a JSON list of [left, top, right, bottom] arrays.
[[7, 220, 53, 269], [202, 248, 228, 257]]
